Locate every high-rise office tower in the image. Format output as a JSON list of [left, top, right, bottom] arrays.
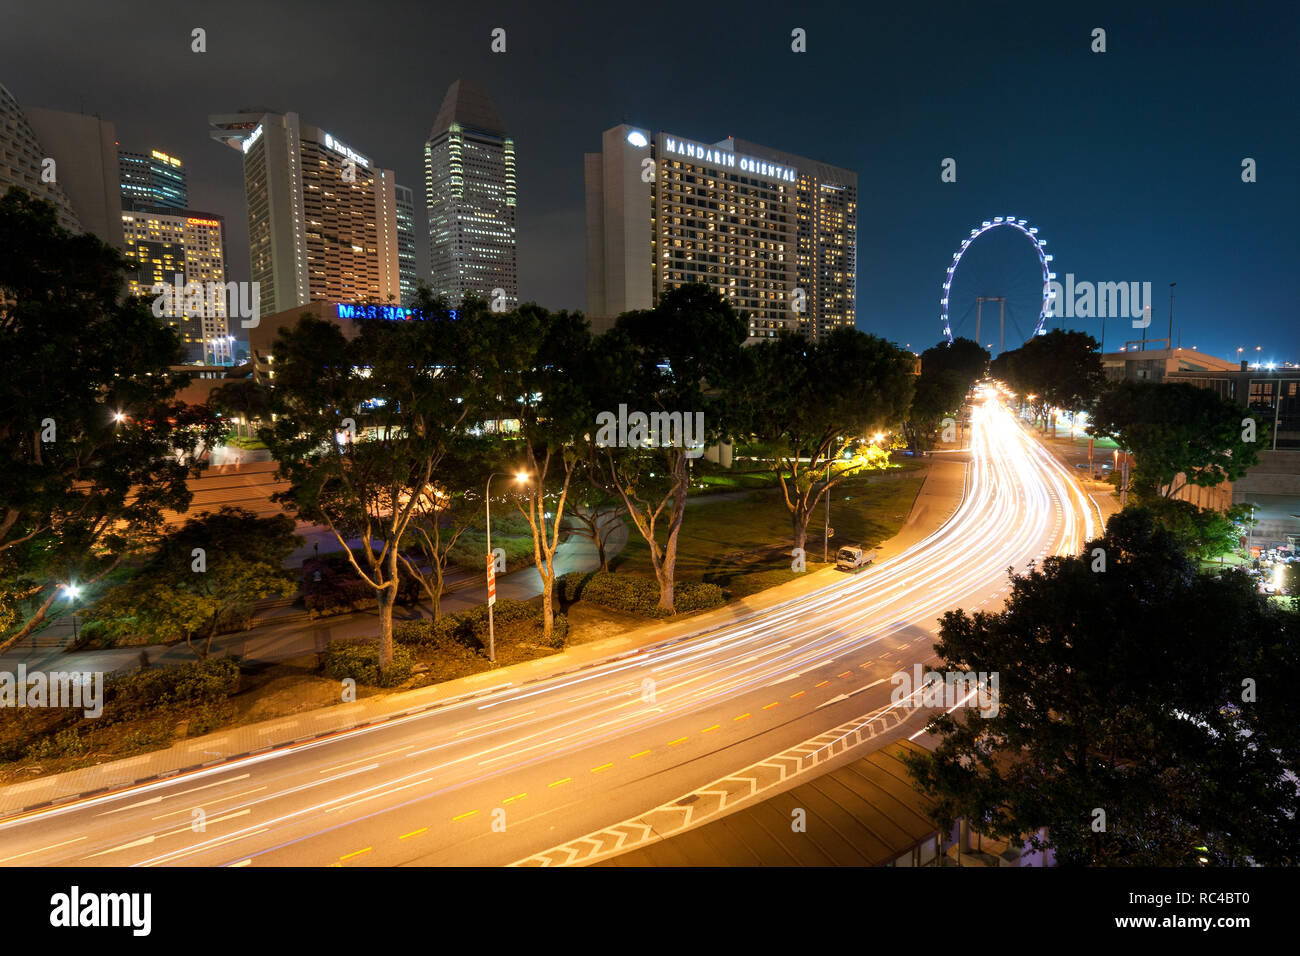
[[121, 207, 229, 363], [0, 83, 81, 232], [424, 80, 516, 309], [119, 148, 188, 211], [395, 183, 418, 307], [21, 102, 123, 248], [209, 110, 401, 318], [585, 125, 856, 342]]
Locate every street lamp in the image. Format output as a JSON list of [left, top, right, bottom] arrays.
[[62, 583, 82, 644], [485, 470, 530, 663]]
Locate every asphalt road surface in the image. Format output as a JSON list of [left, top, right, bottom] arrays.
[[0, 394, 1104, 867]]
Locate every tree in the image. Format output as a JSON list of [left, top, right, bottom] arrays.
[[903, 338, 988, 452], [737, 328, 915, 553], [87, 507, 300, 658], [398, 447, 488, 620], [508, 305, 593, 640], [593, 284, 748, 613], [904, 508, 1300, 865], [208, 377, 270, 439], [992, 329, 1104, 428], [1136, 498, 1252, 560], [0, 188, 221, 650], [262, 305, 468, 671], [1090, 381, 1265, 499]]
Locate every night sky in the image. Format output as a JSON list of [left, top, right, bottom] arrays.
[[2, 0, 1296, 361]]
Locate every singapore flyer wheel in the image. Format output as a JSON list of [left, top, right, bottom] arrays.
[[940, 217, 1054, 345]]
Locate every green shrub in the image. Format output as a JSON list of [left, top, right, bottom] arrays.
[[25, 727, 87, 760], [394, 599, 567, 652], [323, 639, 415, 687], [674, 582, 726, 613], [106, 656, 240, 717], [558, 571, 726, 616]]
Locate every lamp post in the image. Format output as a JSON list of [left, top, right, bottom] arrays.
[[485, 470, 529, 663], [62, 583, 81, 645]]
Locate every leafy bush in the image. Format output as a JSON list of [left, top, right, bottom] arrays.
[[323, 639, 415, 687], [394, 599, 567, 651], [674, 583, 726, 613], [558, 571, 725, 616], [106, 657, 240, 717], [25, 727, 87, 760]]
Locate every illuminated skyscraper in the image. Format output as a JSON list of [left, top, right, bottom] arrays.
[[585, 125, 856, 342], [395, 183, 418, 306], [425, 80, 516, 308], [119, 148, 188, 211], [209, 110, 401, 318], [121, 206, 229, 362]]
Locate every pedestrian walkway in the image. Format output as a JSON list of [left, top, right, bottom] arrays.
[[0, 460, 968, 819]]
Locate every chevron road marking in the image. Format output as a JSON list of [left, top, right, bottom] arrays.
[[509, 697, 920, 867]]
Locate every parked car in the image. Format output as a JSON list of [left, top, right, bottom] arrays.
[[835, 546, 877, 572]]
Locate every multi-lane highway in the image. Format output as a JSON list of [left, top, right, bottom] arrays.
[[0, 393, 1104, 867]]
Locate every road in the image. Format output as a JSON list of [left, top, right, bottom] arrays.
[[0, 394, 1103, 867]]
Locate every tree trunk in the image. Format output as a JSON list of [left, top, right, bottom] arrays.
[[0, 589, 59, 652], [541, 576, 554, 640], [376, 581, 396, 670], [793, 512, 809, 556], [203, 612, 220, 659]]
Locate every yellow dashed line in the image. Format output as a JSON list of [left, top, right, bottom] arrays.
[[668, 737, 688, 746], [503, 793, 527, 804], [591, 763, 614, 773], [734, 713, 751, 721], [399, 828, 428, 840], [452, 810, 479, 822], [339, 847, 372, 861], [838, 671, 854, 678], [816, 680, 831, 688], [790, 691, 806, 699], [702, 725, 721, 733], [763, 701, 780, 710], [549, 777, 571, 788], [630, 750, 651, 759]]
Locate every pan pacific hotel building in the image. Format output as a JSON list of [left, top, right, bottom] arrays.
[[585, 124, 856, 342]]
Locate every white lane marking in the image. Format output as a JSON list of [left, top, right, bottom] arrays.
[[0, 835, 87, 864], [456, 711, 535, 736], [96, 774, 252, 816], [318, 748, 410, 775]]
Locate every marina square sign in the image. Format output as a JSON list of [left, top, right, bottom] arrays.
[[661, 135, 797, 183]]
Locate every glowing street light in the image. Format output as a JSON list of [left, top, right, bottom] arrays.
[[62, 583, 82, 642]]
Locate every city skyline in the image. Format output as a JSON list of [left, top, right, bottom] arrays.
[[0, 1, 1294, 361]]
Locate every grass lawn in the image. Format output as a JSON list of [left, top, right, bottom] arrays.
[[610, 462, 927, 598]]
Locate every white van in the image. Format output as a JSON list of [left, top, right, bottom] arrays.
[[835, 546, 877, 572]]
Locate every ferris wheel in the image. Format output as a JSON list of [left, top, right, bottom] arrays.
[[940, 217, 1054, 345]]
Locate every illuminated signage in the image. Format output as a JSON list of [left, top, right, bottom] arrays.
[[335, 303, 458, 322], [662, 135, 797, 183], [187, 217, 221, 227], [241, 124, 263, 154], [322, 132, 370, 169], [151, 150, 182, 167]]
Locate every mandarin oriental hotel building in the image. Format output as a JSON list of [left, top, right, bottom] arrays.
[[585, 125, 856, 342]]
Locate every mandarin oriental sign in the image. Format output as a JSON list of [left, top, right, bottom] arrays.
[[661, 135, 797, 183]]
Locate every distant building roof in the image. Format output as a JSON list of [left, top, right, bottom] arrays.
[[431, 80, 506, 137]]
